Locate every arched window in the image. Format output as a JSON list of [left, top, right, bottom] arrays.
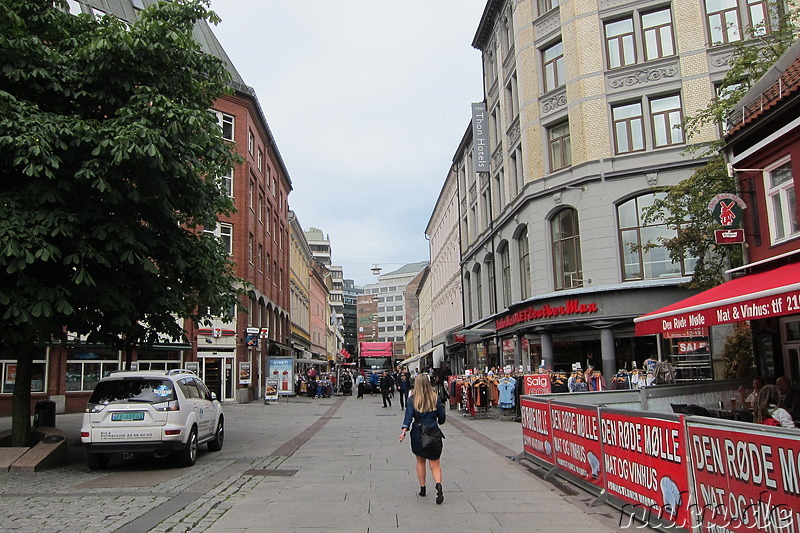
[[498, 242, 511, 308], [551, 208, 583, 290], [517, 227, 531, 299], [474, 264, 483, 318], [464, 271, 473, 323], [617, 193, 696, 280], [486, 255, 497, 314]]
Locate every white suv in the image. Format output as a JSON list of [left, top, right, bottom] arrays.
[[80, 369, 224, 470]]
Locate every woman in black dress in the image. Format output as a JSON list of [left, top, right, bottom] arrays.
[[398, 374, 446, 504]]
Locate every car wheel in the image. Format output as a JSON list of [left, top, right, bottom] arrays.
[[177, 427, 198, 467], [207, 417, 224, 452], [85, 451, 109, 470]]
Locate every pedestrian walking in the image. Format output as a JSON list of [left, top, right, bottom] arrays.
[[355, 373, 365, 399], [398, 374, 446, 504], [380, 370, 395, 408], [397, 370, 410, 409]]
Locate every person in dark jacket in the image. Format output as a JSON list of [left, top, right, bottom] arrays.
[[380, 370, 395, 408], [397, 370, 410, 409], [398, 374, 446, 504]]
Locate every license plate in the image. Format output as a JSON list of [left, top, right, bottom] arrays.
[[111, 412, 145, 421]]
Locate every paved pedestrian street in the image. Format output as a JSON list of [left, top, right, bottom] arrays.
[[0, 395, 632, 532]]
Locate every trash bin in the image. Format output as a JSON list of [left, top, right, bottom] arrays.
[[33, 400, 56, 428]]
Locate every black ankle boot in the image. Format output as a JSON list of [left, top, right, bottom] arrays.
[[418, 486, 426, 497], [435, 483, 443, 504]]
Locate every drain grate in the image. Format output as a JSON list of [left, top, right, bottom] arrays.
[[243, 469, 298, 477]]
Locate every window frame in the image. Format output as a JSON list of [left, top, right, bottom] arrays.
[[211, 110, 235, 141], [551, 208, 583, 290], [764, 158, 799, 244], [548, 121, 572, 172], [518, 228, 531, 300], [617, 193, 696, 281], [542, 40, 565, 92]]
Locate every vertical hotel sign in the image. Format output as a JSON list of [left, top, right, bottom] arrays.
[[471, 103, 489, 173]]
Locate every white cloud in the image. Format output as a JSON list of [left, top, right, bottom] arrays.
[[210, 0, 486, 286]]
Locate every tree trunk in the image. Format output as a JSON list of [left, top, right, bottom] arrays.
[[11, 344, 34, 447]]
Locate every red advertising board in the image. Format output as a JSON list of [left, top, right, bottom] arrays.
[[523, 374, 551, 395], [521, 397, 554, 466], [550, 403, 604, 488], [600, 411, 692, 528], [688, 422, 800, 532]]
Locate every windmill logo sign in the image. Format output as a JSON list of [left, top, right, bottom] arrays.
[[708, 193, 746, 245]]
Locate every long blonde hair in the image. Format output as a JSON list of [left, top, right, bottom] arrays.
[[412, 374, 437, 412]]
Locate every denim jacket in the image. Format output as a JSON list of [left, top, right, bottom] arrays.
[[401, 396, 446, 430]]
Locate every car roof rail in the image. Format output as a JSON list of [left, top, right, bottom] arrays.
[[167, 368, 197, 376]]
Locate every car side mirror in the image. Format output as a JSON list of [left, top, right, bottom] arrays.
[[210, 392, 218, 401]]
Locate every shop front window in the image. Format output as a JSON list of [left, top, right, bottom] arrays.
[[66, 349, 119, 392]]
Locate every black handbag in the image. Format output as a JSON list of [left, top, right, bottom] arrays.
[[419, 424, 445, 455]]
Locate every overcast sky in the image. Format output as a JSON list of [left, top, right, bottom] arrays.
[[209, 1, 486, 287]]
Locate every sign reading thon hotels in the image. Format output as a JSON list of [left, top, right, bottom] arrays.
[[471, 102, 489, 173]]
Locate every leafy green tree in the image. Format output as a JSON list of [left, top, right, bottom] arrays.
[[722, 323, 755, 379], [639, 8, 798, 289], [0, 0, 243, 445]]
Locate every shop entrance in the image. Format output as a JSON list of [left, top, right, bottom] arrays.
[[200, 354, 234, 402]]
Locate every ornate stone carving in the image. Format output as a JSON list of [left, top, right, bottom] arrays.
[[608, 65, 678, 89], [541, 90, 567, 114], [493, 147, 504, 169], [535, 9, 561, 40], [553, 192, 562, 205], [507, 120, 520, 146], [645, 173, 658, 187]]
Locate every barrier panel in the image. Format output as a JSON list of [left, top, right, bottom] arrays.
[[521, 394, 800, 531], [521, 396, 554, 466], [687, 419, 800, 532]]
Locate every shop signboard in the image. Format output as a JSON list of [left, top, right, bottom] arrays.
[[550, 402, 604, 488], [600, 410, 691, 529], [268, 357, 294, 396], [520, 397, 555, 466], [238, 362, 251, 385], [523, 374, 551, 395], [264, 378, 279, 402], [687, 421, 800, 532]]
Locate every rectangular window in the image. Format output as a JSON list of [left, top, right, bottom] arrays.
[[612, 102, 644, 154], [204, 223, 233, 256], [538, 0, 560, 16], [651, 95, 684, 147], [765, 160, 799, 243], [706, 0, 741, 44], [501, 249, 512, 308], [605, 18, 636, 69], [548, 121, 571, 171], [248, 130, 254, 155], [642, 9, 674, 60], [257, 243, 263, 272], [65, 0, 82, 14], [505, 72, 519, 122], [257, 148, 263, 172], [1, 360, 46, 394], [248, 233, 254, 265], [220, 168, 233, 197], [511, 146, 524, 193], [543, 41, 565, 92], [211, 110, 234, 141], [258, 192, 264, 222]]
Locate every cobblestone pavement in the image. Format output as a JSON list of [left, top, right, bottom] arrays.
[[0, 395, 630, 532]]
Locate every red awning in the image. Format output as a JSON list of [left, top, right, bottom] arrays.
[[634, 262, 800, 335]]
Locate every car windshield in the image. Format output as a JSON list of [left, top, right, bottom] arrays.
[[89, 378, 176, 404]]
